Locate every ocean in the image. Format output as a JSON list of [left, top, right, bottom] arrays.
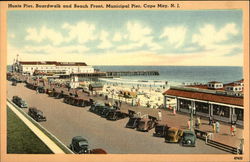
[[7, 65, 243, 87], [94, 66, 243, 87]]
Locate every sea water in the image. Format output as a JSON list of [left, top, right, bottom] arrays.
[[94, 66, 243, 87]]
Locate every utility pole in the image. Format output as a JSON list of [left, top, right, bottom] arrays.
[[189, 104, 194, 131]]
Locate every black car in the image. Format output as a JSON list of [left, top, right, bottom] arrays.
[[106, 110, 127, 121], [181, 130, 196, 147], [100, 106, 118, 118], [154, 123, 169, 137], [37, 86, 45, 93], [12, 96, 28, 108], [89, 103, 105, 113], [125, 117, 141, 129], [69, 136, 89, 154], [28, 107, 47, 122]]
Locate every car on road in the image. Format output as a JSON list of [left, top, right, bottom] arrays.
[[137, 118, 157, 132], [165, 127, 183, 143], [106, 109, 127, 121], [89, 103, 105, 114], [28, 107, 47, 122], [12, 96, 28, 108], [37, 86, 45, 93], [153, 123, 169, 137], [125, 117, 141, 129], [69, 136, 89, 154], [181, 130, 196, 147]]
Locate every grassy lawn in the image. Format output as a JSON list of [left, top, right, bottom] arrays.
[[7, 107, 53, 154]]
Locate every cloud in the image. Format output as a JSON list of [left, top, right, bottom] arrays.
[[25, 25, 64, 45], [126, 21, 152, 42], [97, 30, 113, 49], [112, 32, 123, 42], [192, 23, 239, 49], [62, 21, 97, 44], [160, 26, 187, 48]]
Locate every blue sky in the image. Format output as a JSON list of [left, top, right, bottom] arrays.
[[7, 10, 243, 66]]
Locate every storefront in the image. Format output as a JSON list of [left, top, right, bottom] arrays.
[[164, 87, 243, 126]]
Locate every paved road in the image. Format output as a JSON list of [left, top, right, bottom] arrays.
[[7, 82, 228, 154]]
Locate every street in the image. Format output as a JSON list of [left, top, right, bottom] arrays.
[[7, 82, 228, 154]]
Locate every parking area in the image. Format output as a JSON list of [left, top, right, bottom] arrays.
[[7, 82, 228, 154]]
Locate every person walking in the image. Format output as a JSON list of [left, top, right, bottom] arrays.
[[158, 110, 162, 121], [195, 117, 201, 129], [232, 123, 237, 136], [209, 116, 213, 125], [230, 124, 234, 136], [173, 107, 176, 115], [215, 121, 220, 133], [187, 119, 191, 129], [212, 122, 216, 133]]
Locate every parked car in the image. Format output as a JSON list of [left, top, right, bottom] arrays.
[[89, 103, 105, 113], [54, 92, 64, 99], [63, 96, 70, 104], [75, 98, 90, 107], [37, 86, 45, 93], [137, 118, 157, 132], [28, 107, 46, 122], [154, 122, 169, 137], [165, 127, 183, 143], [12, 96, 28, 108], [106, 109, 127, 121], [69, 136, 89, 154], [181, 130, 196, 147], [125, 117, 141, 129]]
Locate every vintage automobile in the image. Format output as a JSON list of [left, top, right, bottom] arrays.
[[153, 122, 169, 137], [100, 106, 118, 118], [28, 107, 47, 122], [74, 98, 90, 107], [37, 86, 46, 93], [125, 117, 141, 129], [11, 81, 17, 86], [106, 109, 127, 121], [165, 127, 183, 143], [89, 103, 105, 114], [181, 130, 196, 147], [63, 96, 70, 104], [12, 96, 28, 108], [137, 117, 157, 132], [69, 136, 90, 154]]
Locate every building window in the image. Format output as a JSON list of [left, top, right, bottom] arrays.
[[213, 105, 230, 118], [195, 102, 209, 113], [235, 108, 243, 121], [179, 99, 191, 110]]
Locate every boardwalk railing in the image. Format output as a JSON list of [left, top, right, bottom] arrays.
[[194, 129, 240, 154]]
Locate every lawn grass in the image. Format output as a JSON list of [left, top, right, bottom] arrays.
[[7, 107, 53, 154]]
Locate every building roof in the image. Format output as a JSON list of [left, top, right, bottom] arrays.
[[208, 81, 222, 84], [19, 61, 87, 66], [163, 89, 243, 107]]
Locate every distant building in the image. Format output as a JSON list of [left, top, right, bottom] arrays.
[[207, 81, 223, 89], [13, 61, 94, 75], [163, 80, 244, 126]]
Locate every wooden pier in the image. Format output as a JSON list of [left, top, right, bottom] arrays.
[[105, 70, 159, 77]]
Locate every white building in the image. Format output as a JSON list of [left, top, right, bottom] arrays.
[[13, 61, 94, 75], [207, 81, 223, 89]]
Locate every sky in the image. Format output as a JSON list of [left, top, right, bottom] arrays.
[[7, 10, 243, 66]]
